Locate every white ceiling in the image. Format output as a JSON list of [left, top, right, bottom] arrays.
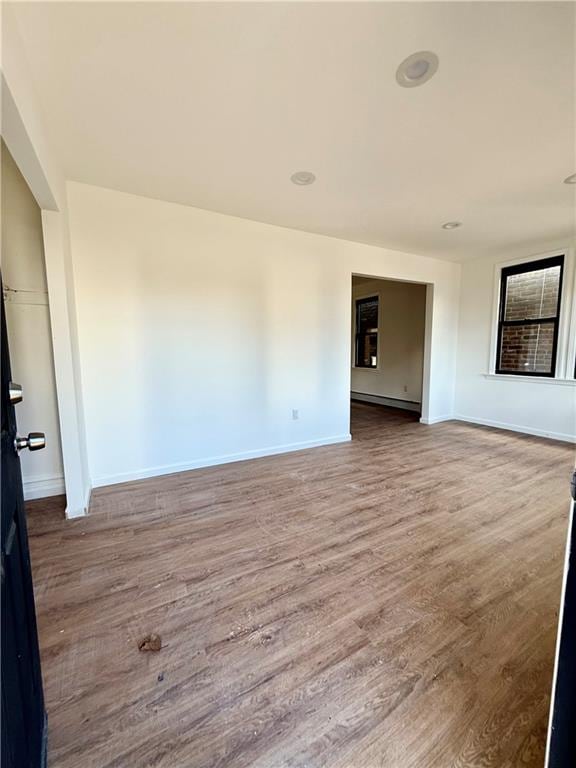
[[10, 1, 576, 262]]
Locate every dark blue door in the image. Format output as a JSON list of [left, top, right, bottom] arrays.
[[1, 280, 47, 768]]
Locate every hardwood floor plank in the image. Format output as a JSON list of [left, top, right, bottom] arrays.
[[26, 403, 573, 767]]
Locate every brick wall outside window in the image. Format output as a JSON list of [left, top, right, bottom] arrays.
[[497, 261, 562, 375], [504, 267, 561, 321], [499, 322, 555, 373]]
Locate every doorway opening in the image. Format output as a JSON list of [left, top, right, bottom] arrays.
[[1, 140, 64, 504], [350, 275, 427, 431]]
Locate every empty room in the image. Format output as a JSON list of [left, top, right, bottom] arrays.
[[1, 2, 575, 767]]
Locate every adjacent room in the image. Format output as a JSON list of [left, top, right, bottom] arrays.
[[351, 275, 427, 418], [1, 2, 575, 768]]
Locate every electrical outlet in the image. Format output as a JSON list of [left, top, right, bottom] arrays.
[[292, 409, 299, 420]]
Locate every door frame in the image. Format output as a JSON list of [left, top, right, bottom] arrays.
[[350, 273, 433, 424], [2, 67, 89, 518]]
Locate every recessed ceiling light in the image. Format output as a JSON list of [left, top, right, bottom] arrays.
[[442, 221, 462, 230], [396, 51, 439, 88], [290, 171, 316, 186], [564, 173, 576, 184]]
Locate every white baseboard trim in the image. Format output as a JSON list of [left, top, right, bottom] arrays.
[[23, 475, 65, 501], [92, 434, 352, 489], [351, 392, 421, 412], [453, 415, 576, 443], [419, 415, 453, 425]]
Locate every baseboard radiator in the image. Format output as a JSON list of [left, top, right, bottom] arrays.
[[351, 391, 421, 413]]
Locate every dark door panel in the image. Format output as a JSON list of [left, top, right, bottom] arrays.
[[1, 279, 47, 768], [548, 496, 575, 767]]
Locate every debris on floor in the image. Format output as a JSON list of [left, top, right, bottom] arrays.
[[137, 633, 162, 652]]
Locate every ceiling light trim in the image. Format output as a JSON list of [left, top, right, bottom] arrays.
[[290, 171, 316, 186], [396, 51, 439, 88], [441, 221, 462, 230]]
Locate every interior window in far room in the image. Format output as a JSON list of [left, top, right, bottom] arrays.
[[355, 296, 379, 368]]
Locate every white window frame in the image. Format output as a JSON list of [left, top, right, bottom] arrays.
[[487, 247, 576, 381]]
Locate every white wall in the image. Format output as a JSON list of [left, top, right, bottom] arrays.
[[2, 5, 90, 516], [66, 182, 461, 487], [454, 247, 576, 442], [351, 278, 426, 406], [2, 144, 65, 498]]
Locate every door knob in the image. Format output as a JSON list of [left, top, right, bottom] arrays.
[[9, 382, 23, 404], [14, 432, 46, 453]]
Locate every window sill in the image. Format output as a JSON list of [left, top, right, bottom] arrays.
[[483, 373, 576, 386]]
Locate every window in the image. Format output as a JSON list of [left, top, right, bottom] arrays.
[[355, 296, 379, 368], [496, 255, 564, 376]]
